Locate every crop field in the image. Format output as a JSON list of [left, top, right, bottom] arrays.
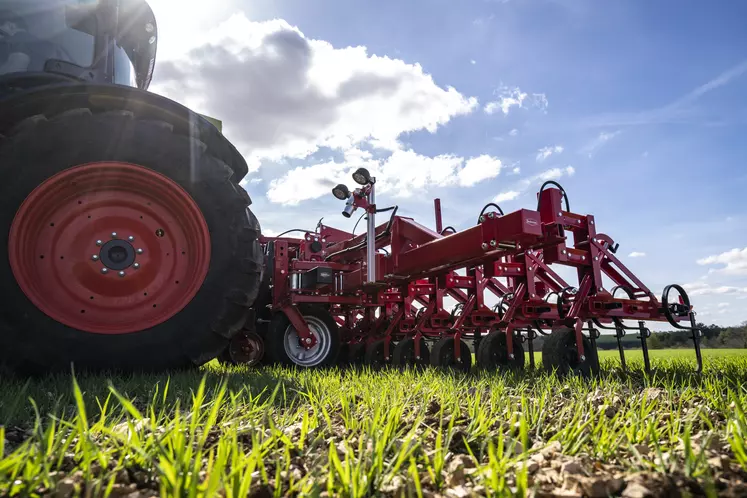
[[1, 349, 747, 498]]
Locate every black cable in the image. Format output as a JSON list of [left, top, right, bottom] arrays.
[[325, 206, 399, 261], [352, 213, 366, 235], [536, 181, 570, 212], [274, 228, 317, 238], [477, 203, 504, 224], [378, 248, 390, 256], [440, 226, 457, 235]]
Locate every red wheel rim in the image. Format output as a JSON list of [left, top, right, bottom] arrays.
[[8, 162, 211, 334]]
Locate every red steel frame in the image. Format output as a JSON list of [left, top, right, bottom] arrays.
[[258, 182, 701, 371]]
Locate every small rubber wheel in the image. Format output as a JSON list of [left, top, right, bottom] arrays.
[[542, 327, 599, 377], [218, 330, 264, 367], [392, 337, 430, 370], [364, 339, 392, 369], [267, 307, 340, 368], [430, 337, 472, 373], [476, 331, 525, 371]]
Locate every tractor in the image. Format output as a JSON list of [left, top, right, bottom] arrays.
[[0, 0, 265, 375]]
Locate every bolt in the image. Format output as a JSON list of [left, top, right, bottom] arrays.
[[479, 215, 485, 223], [91, 255, 99, 261], [101, 268, 108, 274], [599, 287, 604, 292], [582, 256, 586, 260], [119, 271, 126, 277], [509, 354, 515, 360], [96, 240, 103, 246], [590, 220, 594, 225], [305, 338, 312, 344], [416, 356, 421, 360], [580, 355, 586, 362], [136, 248, 144, 254], [481, 243, 489, 250], [594, 256, 599, 261], [133, 263, 140, 269], [488, 212, 495, 219], [128, 236, 135, 242], [490, 240, 497, 247], [558, 212, 562, 216], [562, 249, 567, 255], [111, 232, 118, 238]]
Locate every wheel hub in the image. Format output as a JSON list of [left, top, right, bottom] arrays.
[[98, 237, 139, 271]]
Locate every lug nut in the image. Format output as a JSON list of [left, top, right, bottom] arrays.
[[91, 255, 99, 261], [509, 353, 515, 360], [101, 268, 108, 274], [118, 271, 126, 277], [136, 248, 144, 254], [580, 355, 586, 362], [133, 263, 140, 269], [96, 240, 103, 246], [490, 240, 497, 247], [111, 232, 118, 238], [305, 338, 312, 344], [128, 236, 135, 242]]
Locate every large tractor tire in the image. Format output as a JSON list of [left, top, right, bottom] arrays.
[[0, 108, 263, 375]]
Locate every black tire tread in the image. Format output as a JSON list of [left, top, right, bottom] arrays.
[[0, 106, 263, 374]]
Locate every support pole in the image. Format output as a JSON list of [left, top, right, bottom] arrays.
[[690, 313, 703, 374], [615, 324, 627, 372], [434, 198, 443, 234], [366, 182, 376, 283], [638, 321, 651, 374]]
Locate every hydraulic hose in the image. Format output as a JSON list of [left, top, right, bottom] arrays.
[[477, 203, 504, 224], [536, 181, 570, 212]]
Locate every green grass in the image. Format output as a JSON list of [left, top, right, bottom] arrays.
[[1, 349, 747, 497]]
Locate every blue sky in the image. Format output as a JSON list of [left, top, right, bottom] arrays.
[[149, 0, 747, 327]]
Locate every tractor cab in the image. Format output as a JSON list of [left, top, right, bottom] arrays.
[[0, 0, 157, 90]]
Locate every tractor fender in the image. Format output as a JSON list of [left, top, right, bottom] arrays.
[[0, 81, 251, 183]]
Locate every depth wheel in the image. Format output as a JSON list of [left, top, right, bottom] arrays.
[[0, 108, 263, 374], [431, 337, 472, 373], [542, 327, 599, 377], [267, 307, 340, 368], [476, 331, 525, 371], [218, 330, 265, 367], [364, 339, 392, 369], [392, 337, 430, 370]]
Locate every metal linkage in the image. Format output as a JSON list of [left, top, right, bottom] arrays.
[[251, 171, 701, 374]]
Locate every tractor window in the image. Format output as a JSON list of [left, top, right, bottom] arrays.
[[113, 41, 136, 86], [0, 0, 95, 75]]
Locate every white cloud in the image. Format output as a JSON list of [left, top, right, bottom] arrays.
[[683, 281, 747, 296], [484, 85, 548, 115], [470, 59, 477, 65], [149, 13, 479, 173], [718, 302, 730, 308], [494, 191, 521, 203], [510, 166, 521, 175], [536, 145, 564, 162], [266, 149, 503, 205], [490, 166, 575, 206], [536, 166, 575, 182], [697, 247, 747, 275], [580, 130, 620, 157], [628, 251, 646, 258], [458, 155, 503, 187], [509, 128, 519, 136]]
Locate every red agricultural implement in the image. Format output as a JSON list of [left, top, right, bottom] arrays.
[[0, 0, 701, 376], [225, 168, 703, 377]]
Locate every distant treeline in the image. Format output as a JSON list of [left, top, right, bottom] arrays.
[[525, 322, 747, 351]]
